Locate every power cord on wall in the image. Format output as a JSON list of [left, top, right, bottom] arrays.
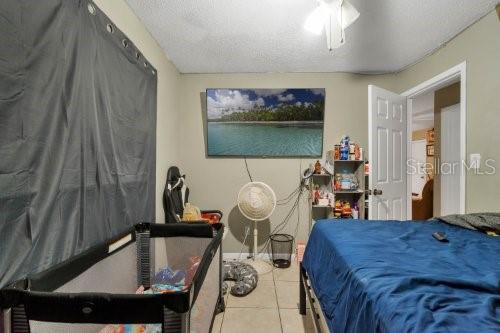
[[238, 225, 251, 261], [258, 160, 307, 256], [244, 157, 253, 182], [240, 158, 308, 258]]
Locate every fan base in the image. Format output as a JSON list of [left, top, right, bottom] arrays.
[[243, 258, 273, 275]]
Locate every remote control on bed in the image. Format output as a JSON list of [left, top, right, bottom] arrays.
[[432, 231, 449, 242]]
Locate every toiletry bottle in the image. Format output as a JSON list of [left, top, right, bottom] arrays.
[[352, 203, 359, 219]]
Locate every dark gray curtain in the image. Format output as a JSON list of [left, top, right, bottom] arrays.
[[0, 0, 157, 287]]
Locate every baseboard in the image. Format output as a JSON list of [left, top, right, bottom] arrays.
[[223, 252, 296, 262]]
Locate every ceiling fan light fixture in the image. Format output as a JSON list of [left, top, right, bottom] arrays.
[[304, 0, 360, 51], [304, 5, 330, 35]]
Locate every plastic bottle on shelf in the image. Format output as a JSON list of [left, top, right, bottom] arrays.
[[352, 203, 359, 219]]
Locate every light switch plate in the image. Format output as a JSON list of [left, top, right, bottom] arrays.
[[469, 153, 481, 169]]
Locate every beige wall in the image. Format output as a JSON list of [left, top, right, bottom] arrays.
[[178, 73, 397, 253], [94, 0, 181, 223], [178, 10, 499, 252], [92, 3, 499, 253], [396, 10, 500, 213]]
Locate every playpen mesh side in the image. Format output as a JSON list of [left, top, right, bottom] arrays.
[[29, 243, 138, 333], [190, 247, 221, 332], [4, 226, 222, 333], [153, 236, 215, 333]]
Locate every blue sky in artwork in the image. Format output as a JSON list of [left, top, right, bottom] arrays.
[[207, 88, 325, 119]]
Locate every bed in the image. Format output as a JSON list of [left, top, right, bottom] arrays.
[[299, 219, 500, 333]]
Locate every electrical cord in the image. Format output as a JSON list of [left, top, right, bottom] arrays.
[[241, 158, 309, 257], [276, 186, 301, 205], [244, 157, 253, 182], [257, 186, 302, 254], [238, 225, 251, 261], [259, 188, 304, 256], [259, 162, 307, 256]]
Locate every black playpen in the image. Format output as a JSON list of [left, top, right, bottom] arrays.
[[1, 223, 224, 333]]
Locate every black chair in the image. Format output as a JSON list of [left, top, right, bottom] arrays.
[[163, 166, 223, 224]]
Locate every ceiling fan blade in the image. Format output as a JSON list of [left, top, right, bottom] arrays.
[[340, 1, 360, 29]]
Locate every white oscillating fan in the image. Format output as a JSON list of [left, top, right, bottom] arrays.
[[237, 182, 276, 274]]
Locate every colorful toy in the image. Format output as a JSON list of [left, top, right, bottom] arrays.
[[154, 266, 185, 285], [313, 185, 321, 205], [334, 200, 343, 218], [152, 284, 185, 293], [314, 160, 322, 174], [342, 201, 353, 218]]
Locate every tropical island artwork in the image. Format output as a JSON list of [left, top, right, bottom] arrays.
[[206, 89, 325, 157]]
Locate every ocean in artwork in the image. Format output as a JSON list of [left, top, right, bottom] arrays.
[[207, 122, 323, 156], [206, 89, 325, 157]]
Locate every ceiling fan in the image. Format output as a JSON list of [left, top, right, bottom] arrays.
[[304, 0, 360, 51]]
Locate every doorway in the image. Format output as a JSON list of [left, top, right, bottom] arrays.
[[403, 62, 466, 218], [409, 87, 462, 219], [368, 62, 466, 220], [409, 90, 434, 216]]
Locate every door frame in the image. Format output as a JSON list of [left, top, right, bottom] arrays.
[[402, 61, 467, 218]]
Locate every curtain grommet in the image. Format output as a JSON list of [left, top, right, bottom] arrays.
[[87, 3, 96, 15]]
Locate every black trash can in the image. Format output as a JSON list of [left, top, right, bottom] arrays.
[[270, 234, 294, 268]]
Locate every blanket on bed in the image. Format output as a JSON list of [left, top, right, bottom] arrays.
[[438, 212, 500, 233], [302, 220, 500, 333]]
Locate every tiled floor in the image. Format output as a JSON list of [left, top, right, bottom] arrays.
[[212, 262, 315, 333]]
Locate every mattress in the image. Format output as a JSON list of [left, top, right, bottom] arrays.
[[302, 219, 500, 333]]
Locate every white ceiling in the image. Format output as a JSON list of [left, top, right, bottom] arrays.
[[125, 0, 497, 74]]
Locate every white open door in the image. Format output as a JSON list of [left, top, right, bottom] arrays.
[[368, 85, 407, 220]]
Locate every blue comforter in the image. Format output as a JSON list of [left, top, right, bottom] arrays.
[[302, 220, 500, 333]]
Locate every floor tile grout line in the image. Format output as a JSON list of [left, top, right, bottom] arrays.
[[220, 306, 225, 333], [272, 268, 285, 333]]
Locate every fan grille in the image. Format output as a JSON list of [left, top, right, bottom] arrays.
[[237, 182, 276, 221]]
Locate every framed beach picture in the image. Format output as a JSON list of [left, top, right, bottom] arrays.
[[206, 88, 325, 157]]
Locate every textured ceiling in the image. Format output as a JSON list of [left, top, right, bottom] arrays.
[[125, 0, 497, 74]]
